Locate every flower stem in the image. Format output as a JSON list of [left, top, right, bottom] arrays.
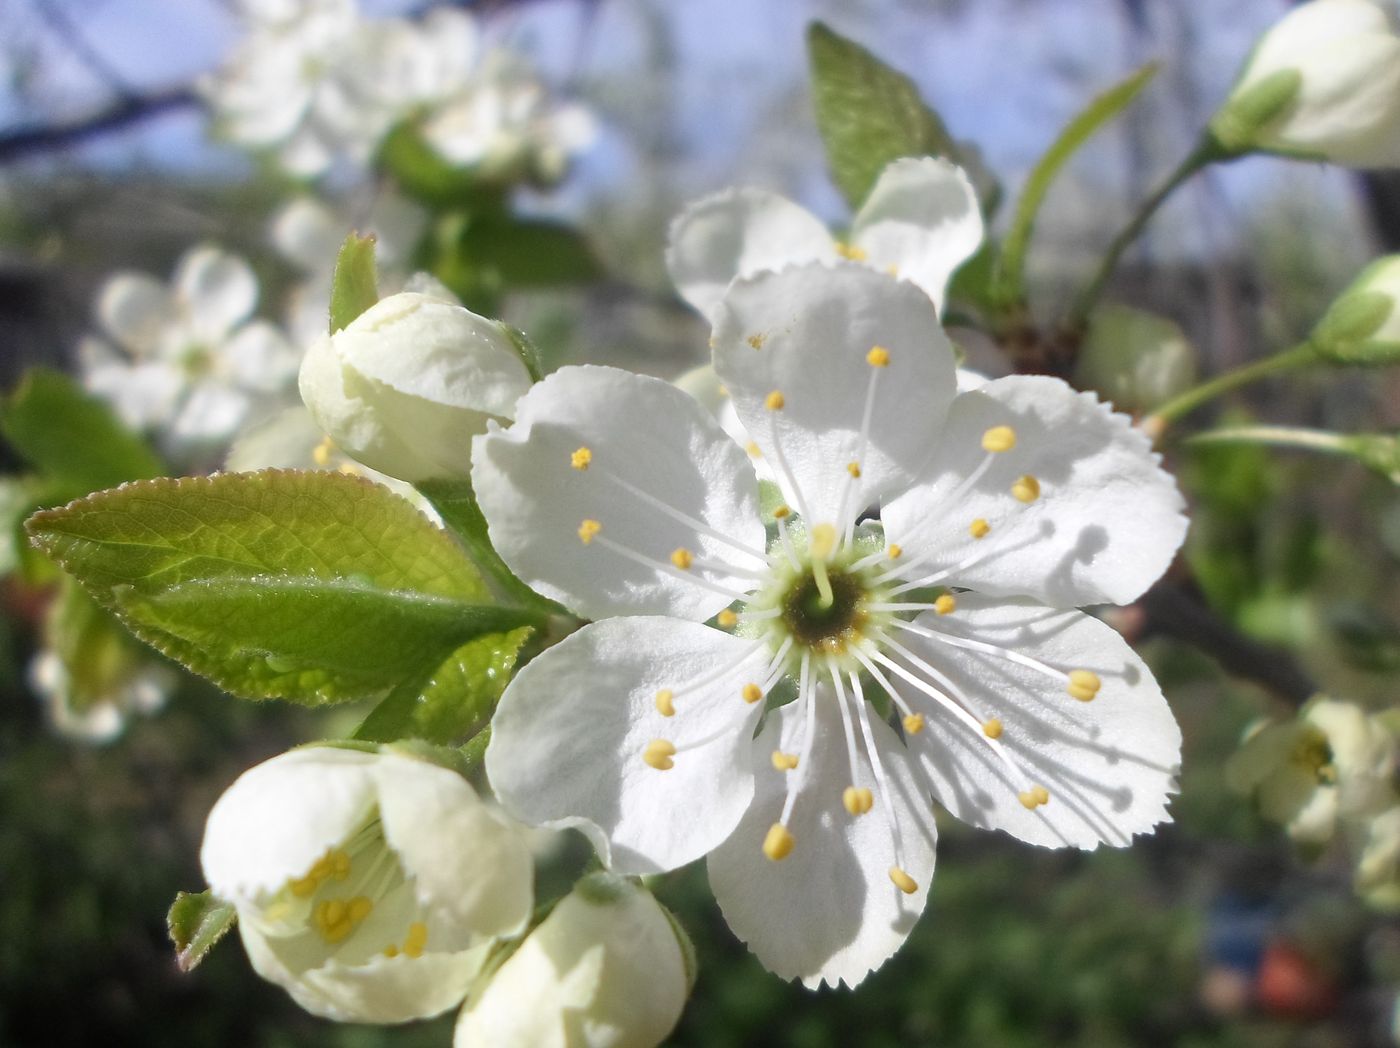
[[1142, 342, 1318, 436], [1184, 425, 1355, 457]]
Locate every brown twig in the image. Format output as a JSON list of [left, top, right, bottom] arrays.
[[0, 87, 200, 165]]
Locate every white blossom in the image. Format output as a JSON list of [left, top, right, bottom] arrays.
[[477, 262, 1186, 987], [1074, 304, 1198, 414], [27, 647, 173, 745], [201, 745, 534, 1023]]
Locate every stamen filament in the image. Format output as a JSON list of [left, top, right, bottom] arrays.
[[837, 362, 883, 548], [809, 523, 837, 608], [778, 652, 818, 828], [891, 619, 1071, 685], [850, 672, 906, 869], [774, 513, 801, 571], [593, 466, 769, 565], [766, 411, 811, 524], [827, 660, 866, 803], [591, 533, 752, 602]]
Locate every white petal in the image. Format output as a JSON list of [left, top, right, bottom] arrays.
[[83, 358, 185, 431], [472, 365, 766, 621], [374, 751, 533, 946], [201, 746, 379, 901], [170, 380, 252, 445], [708, 694, 937, 989], [485, 617, 769, 875], [271, 197, 343, 273], [665, 187, 837, 320], [883, 375, 1187, 608], [96, 273, 176, 356], [221, 319, 302, 392], [850, 157, 983, 314], [712, 263, 957, 530], [174, 245, 259, 339], [899, 595, 1181, 849]]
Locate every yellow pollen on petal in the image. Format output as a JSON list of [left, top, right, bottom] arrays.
[[1011, 474, 1040, 502], [1032, 785, 1050, 806], [982, 425, 1017, 453], [771, 750, 799, 771], [1067, 670, 1101, 702], [670, 547, 694, 570], [903, 712, 925, 735], [716, 609, 738, 628], [843, 785, 874, 816], [745, 441, 762, 458], [746, 333, 765, 350], [866, 345, 891, 368], [983, 718, 1004, 739], [577, 519, 601, 544], [887, 543, 903, 560], [763, 823, 795, 861], [847, 461, 862, 478], [570, 446, 592, 470], [403, 921, 428, 959], [765, 390, 785, 411], [312, 436, 334, 467], [969, 518, 991, 539], [654, 689, 675, 717], [934, 594, 956, 615], [742, 682, 764, 704], [834, 240, 869, 262], [643, 739, 677, 770], [773, 505, 791, 520], [889, 866, 919, 894]]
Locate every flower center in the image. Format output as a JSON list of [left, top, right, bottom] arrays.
[[780, 567, 865, 652]]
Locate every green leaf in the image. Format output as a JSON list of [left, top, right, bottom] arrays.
[[378, 123, 510, 210], [167, 890, 237, 973], [995, 64, 1158, 308], [46, 571, 166, 720], [1, 369, 164, 493], [329, 233, 379, 334], [27, 469, 540, 706], [807, 22, 959, 209], [431, 214, 603, 311]]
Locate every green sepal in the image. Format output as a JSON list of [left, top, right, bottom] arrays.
[[1207, 69, 1302, 156], [378, 122, 512, 210], [167, 890, 237, 973], [428, 212, 602, 312], [1310, 291, 1398, 364], [329, 233, 379, 334]]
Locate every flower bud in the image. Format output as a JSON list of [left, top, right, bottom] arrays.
[[455, 873, 692, 1048], [201, 744, 534, 1023], [1310, 255, 1400, 364], [299, 291, 534, 483], [1074, 304, 1198, 413], [1356, 808, 1400, 911], [1210, 0, 1400, 167]]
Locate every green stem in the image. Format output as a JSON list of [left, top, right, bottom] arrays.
[[1144, 342, 1317, 432], [1185, 425, 1355, 457], [1064, 138, 1222, 332]]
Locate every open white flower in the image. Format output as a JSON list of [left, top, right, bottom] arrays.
[[455, 873, 690, 1048], [202, 745, 534, 1023], [665, 158, 981, 321], [79, 244, 300, 460], [478, 262, 1186, 987]]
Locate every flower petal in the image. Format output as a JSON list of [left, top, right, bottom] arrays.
[[850, 157, 983, 314], [96, 273, 176, 356], [707, 693, 937, 989], [712, 263, 957, 530], [485, 617, 769, 875], [222, 319, 303, 392], [883, 375, 1187, 608], [665, 187, 837, 320], [896, 595, 1181, 849], [472, 365, 766, 621], [201, 746, 379, 901], [174, 245, 259, 340]]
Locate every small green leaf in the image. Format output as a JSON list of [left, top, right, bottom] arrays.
[[430, 214, 603, 311], [27, 470, 538, 706], [807, 22, 959, 209], [329, 233, 379, 334], [167, 890, 237, 973], [1, 369, 164, 493], [1207, 68, 1302, 156], [378, 123, 510, 210], [1311, 291, 1397, 364]]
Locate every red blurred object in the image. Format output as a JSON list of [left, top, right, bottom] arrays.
[[1254, 941, 1339, 1021]]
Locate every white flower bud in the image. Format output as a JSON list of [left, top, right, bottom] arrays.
[[1312, 255, 1400, 364], [455, 874, 692, 1048], [1356, 808, 1400, 910], [1213, 0, 1400, 167], [299, 291, 534, 483], [1074, 304, 1198, 414], [201, 744, 534, 1024]]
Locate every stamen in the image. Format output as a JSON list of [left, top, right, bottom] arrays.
[[312, 436, 334, 467], [771, 750, 799, 771], [745, 441, 762, 458], [671, 548, 694, 570], [933, 594, 956, 615], [577, 518, 601, 544], [655, 689, 675, 716], [838, 348, 885, 547], [866, 346, 891, 368], [403, 921, 428, 958], [742, 682, 764, 704], [903, 712, 925, 735], [1067, 670, 1101, 702], [764, 403, 811, 523], [843, 786, 874, 815], [982, 425, 1017, 452], [716, 609, 738, 629], [747, 334, 765, 350], [763, 823, 795, 860], [765, 390, 785, 411], [570, 446, 592, 470], [774, 512, 801, 571], [777, 653, 818, 832], [834, 241, 869, 262], [828, 659, 868, 819], [588, 531, 753, 602], [847, 461, 862, 478], [589, 466, 769, 565], [969, 518, 991, 539], [849, 673, 907, 868], [809, 523, 837, 608], [1011, 474, 1040, 502], [894, 619, 1090, 693], [651, 636, 771, 717], [889, 867, 918, 894], [642, 739, 676, 770], [983, 718, 1003, 739]]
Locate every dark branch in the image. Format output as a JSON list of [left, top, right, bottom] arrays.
[[0, 87, 200, 165]]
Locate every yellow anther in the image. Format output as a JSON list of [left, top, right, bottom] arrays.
[[765, 390, 785, 411], [969, 518, 991, 539], [1018, 790, 1040, 810], [903, 712, 925, 735], [847, 461, 862, 478], [716, 609, 738, 628], [745, 441, 762, 458], [887, 543, 902, 560], [933, 594, 956, 615], [771, 750, 799, 771], [889, 866, 919, 895], [323, 898, 346, 925], [577, 519, 601, 545], [654, 689, 675, 717], [834, 241, 869, 262], [312, 436, 334, 467], [1066, 669, 1101, 702], [885, 263, 899, 277], [982, 425, 1017, 453], [773, 505, 791, 520], [288, 874, 319, 898], [383, 944, 399, 958], [717, 385, 728, 397], [762, 823, 795, 861], [983, 718, 1004, 739], [403, 921, 428, 959], [1031, 785, 1050, 806], [670, 547, 694, 570], [571, 446, 592, 470], [742, 682, 764, 704], [809, 523, 837, 561], [337, 461, 361, 476], [1011, 474, 1041, 503], [866, 345, 891, 368], [643, 739, 677, 770], [330, 849, 351, 880], [843, 785, 874, 816], [348, 896, 372, 921], [746, 333, 765, 350]]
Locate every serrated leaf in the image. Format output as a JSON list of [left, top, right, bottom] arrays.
[[168, 890, 237, 972], [807, 22, 959, 210], [329, 233, 379, 334], [27, 470, 540, 706], [1, 369, 164, 493]]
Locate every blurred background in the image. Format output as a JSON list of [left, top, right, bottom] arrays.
[[4, 0, 1400, 1045]]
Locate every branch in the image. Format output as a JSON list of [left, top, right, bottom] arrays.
[[0, 87, 199, 165]]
